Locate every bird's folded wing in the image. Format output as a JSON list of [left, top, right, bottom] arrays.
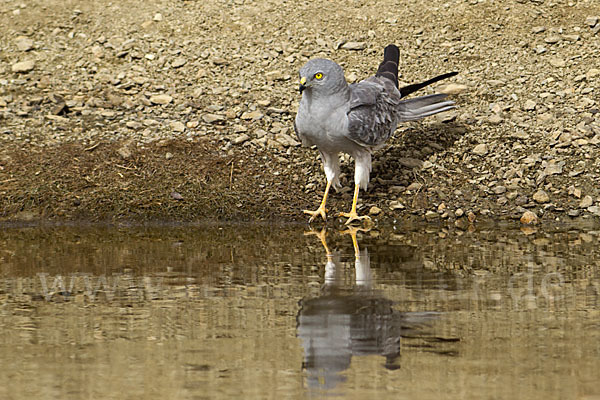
[[346, 78, 401, 147]]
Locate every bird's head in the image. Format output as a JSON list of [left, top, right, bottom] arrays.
[[298, 59, 346, 94]]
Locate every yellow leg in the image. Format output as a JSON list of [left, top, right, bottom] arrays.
[[341, 226, 371, 259], [341, 226, 372, 287], [303, 228, 331, 256], [303, 180, 331, 222], [339, 184, 371, 225]]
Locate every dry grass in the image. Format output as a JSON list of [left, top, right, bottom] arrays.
[[0, 138, 311, 222]]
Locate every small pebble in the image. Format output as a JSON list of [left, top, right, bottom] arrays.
[[369, 206, 382, 215]]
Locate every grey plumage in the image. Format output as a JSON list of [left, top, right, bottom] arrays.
[[295, 44, 457, 223], [346, 82, 454, 147]]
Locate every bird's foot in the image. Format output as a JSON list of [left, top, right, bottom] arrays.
[[303, 206, 328, 223], [339, 211, 371, 226], [340, 226, 370, 259], [303, 228, 331, 255], [340, 225, 371, 236]]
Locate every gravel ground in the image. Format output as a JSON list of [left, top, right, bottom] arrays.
[[1, 0, 599, 225]]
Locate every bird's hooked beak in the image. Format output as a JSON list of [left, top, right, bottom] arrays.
[[299, 76, 307, 93]]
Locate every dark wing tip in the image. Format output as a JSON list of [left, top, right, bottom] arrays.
[[399, 71, 459, 98], [376, 45, 400, 88], [383, 44, 400, 63]]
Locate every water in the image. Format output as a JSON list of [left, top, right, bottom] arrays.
[[1, 224, 599, 399]]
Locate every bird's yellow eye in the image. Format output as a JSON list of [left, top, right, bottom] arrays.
[[314, 72, 323, 80]]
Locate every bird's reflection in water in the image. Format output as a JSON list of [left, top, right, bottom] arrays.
[[297, 228, 441, 390]]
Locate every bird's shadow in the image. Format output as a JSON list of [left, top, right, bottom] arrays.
[[307, 120, 469, 210], [348, 121, 469, 194]]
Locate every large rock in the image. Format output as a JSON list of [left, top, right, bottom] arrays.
[[532, 190, 550, 203], [202, 113, 224, 124], [472, 143, 488, 156], [579, 195, 593, 208], [340, 41, 366, 50], [440, 83, 468, 94], [12, 59, 35, 73], [149, 94, 173, 105], [15, 36, 34, 51], [520, 210, 538, 225]]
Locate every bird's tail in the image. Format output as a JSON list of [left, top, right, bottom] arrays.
[[398, 93, 455, 122], [376, 44, 458, 97], [376, 44, 400, 88], [399, 71, 458, 97]]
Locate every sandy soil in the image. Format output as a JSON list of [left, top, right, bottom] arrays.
[[1, 0, 599, 226]]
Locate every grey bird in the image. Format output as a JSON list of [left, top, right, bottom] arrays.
[[294, 44, 457, 224]]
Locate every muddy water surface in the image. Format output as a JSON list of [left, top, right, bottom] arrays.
[[1, 224, 599, 399]]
